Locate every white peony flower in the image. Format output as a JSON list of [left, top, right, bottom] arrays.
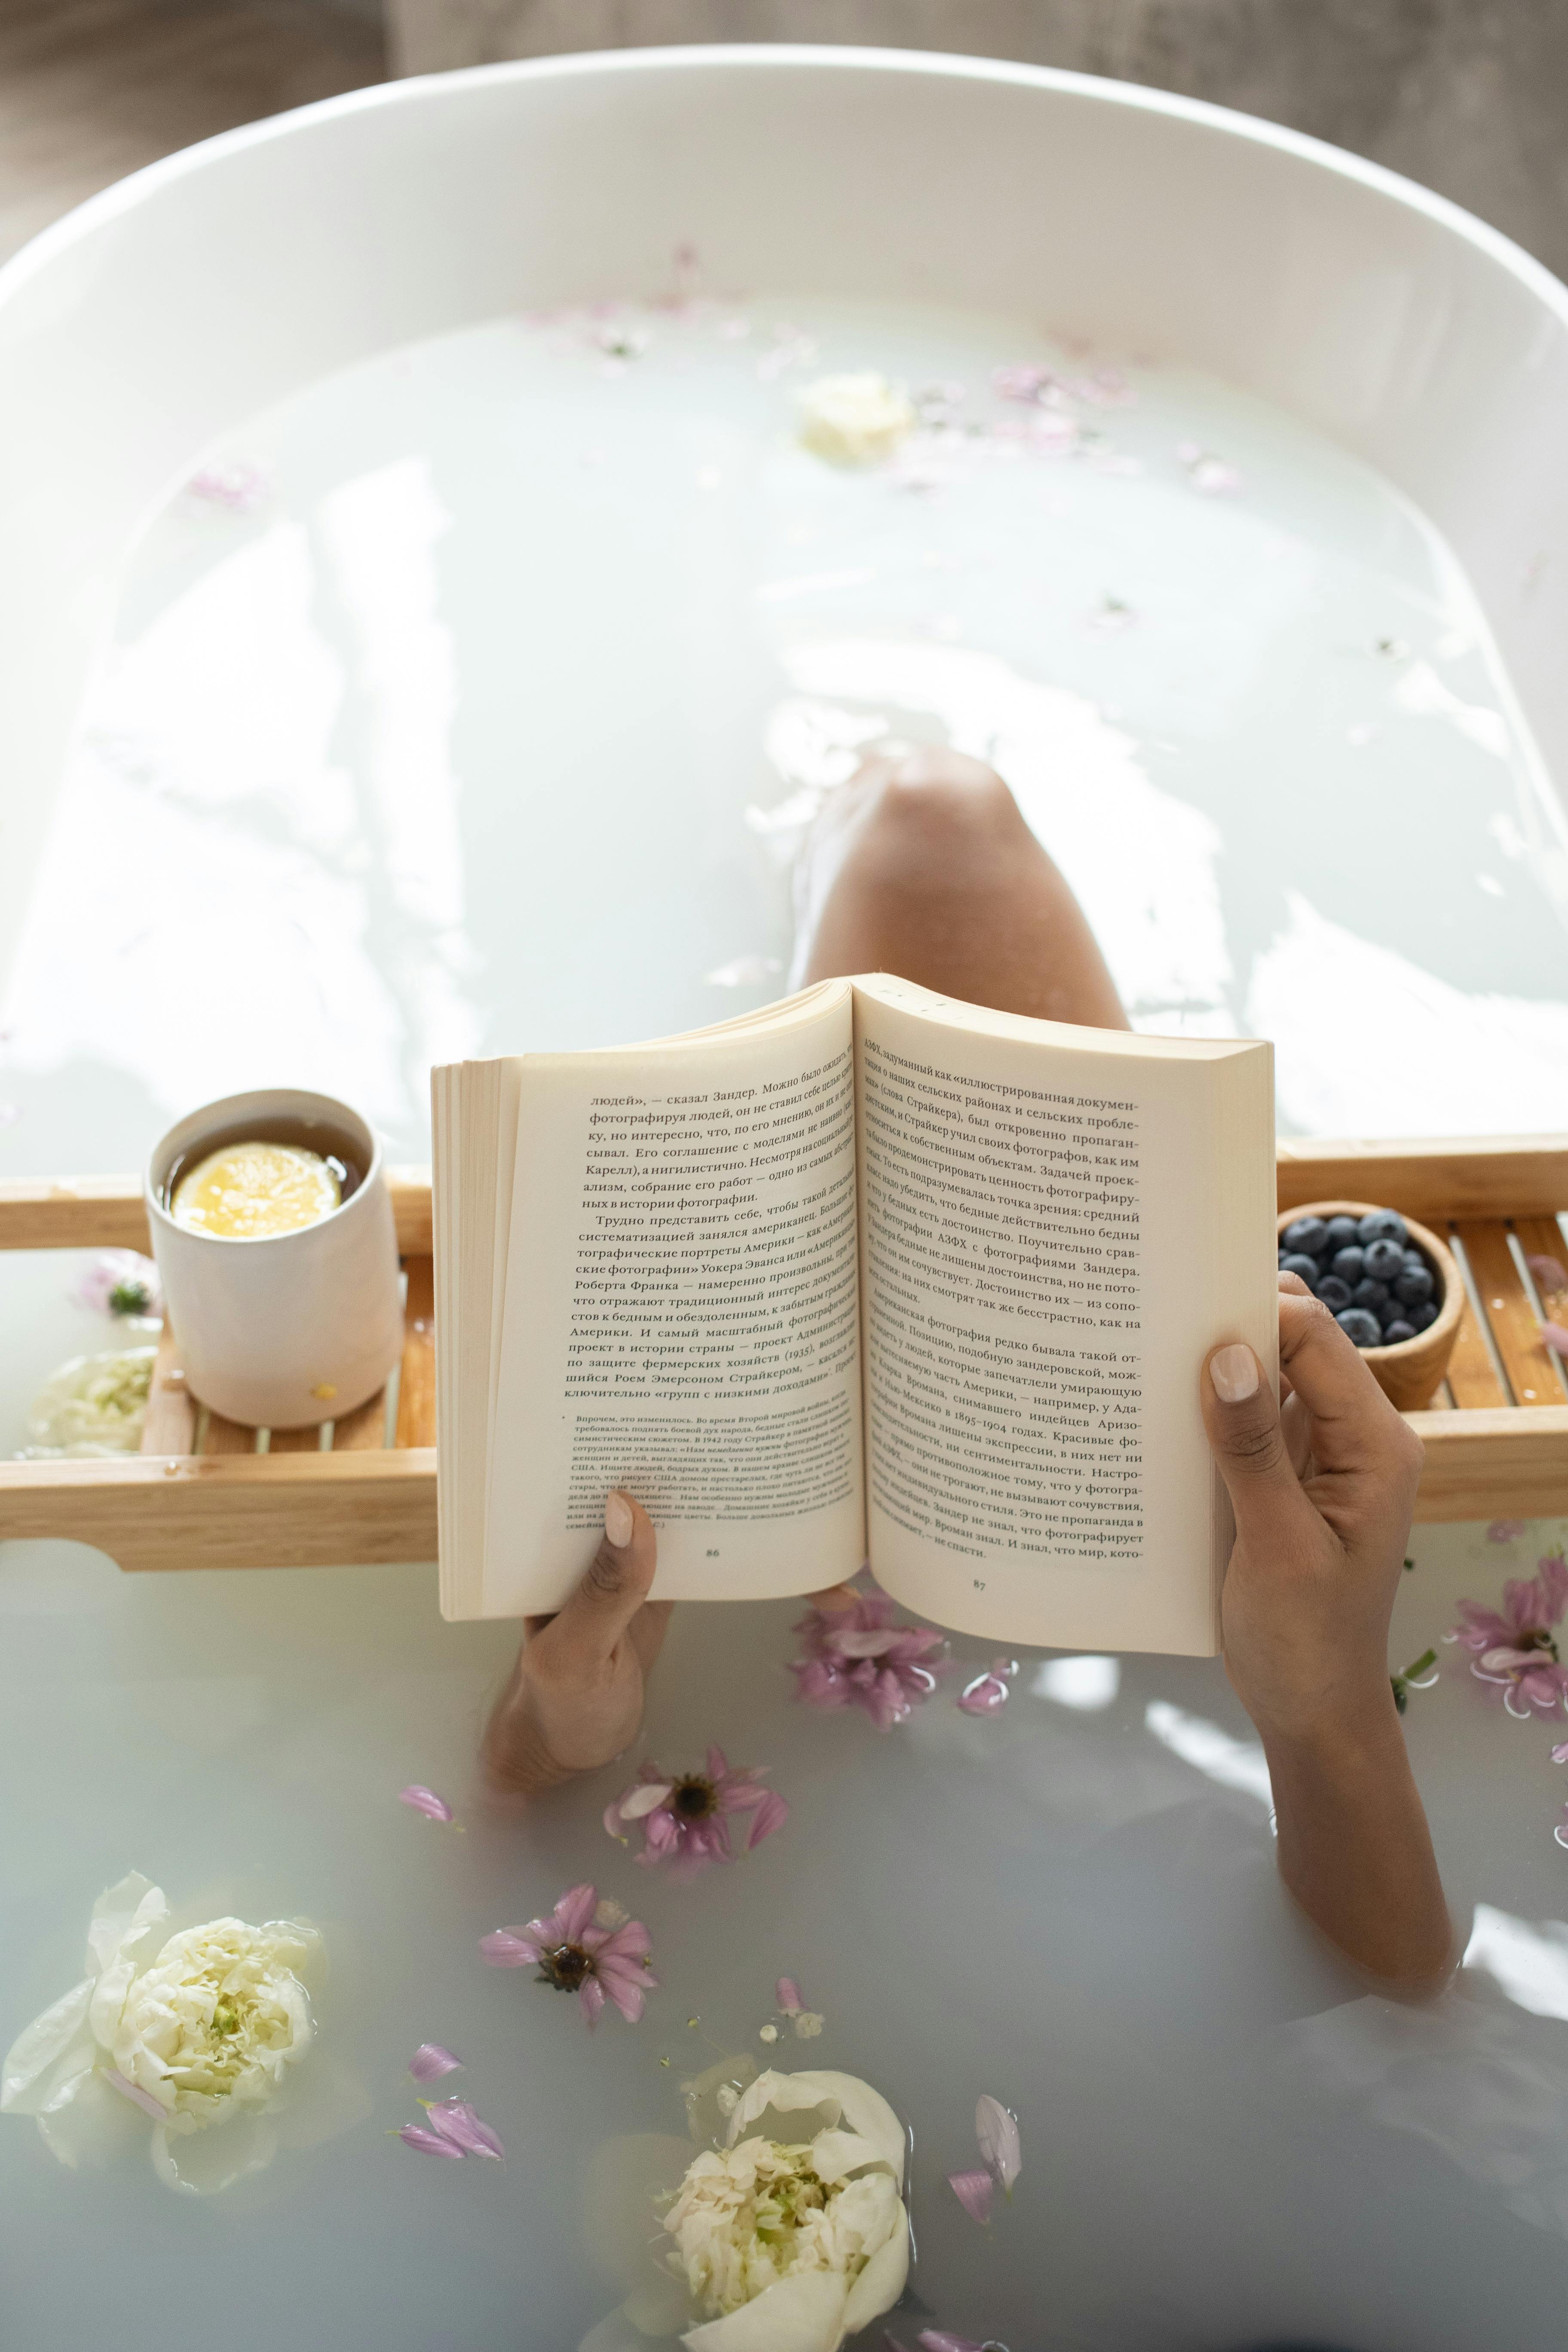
[[662, 2068, 910, 2352], [18, 1346, 156, 1458], [1, 1872, 320, 2195], [798, 374, 918, 467]]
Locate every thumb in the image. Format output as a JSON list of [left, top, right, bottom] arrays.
[[1200, 1342, 1314, 1545], [553, 1491, 658, 1660]]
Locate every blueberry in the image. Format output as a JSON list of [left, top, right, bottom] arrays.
[[1316, 1275, 1354, 1311], [1358, 1208, 1408, 1248], [1382, 1320, 1417, 1345], [1324, 1216, 1360, 1253], [1282, 1216, 1331, 1259], [1280, 1254, 1321, 1287], [1401, 1247, 1426, 1274], [1337, 1308, 1384, 1348], [1353, 1278, 1390, 1314], [1364, 1237, 1406, 1282], [1409, 1298, 1439, 1332], [1332, 1246, 1366, 1284], [1394, 1265, 1434, 1307]]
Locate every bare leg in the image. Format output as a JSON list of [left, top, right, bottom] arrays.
[[796, 744, 1128, 1029]]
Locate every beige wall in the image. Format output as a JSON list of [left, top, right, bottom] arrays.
[[386, 0, 1568, 279]]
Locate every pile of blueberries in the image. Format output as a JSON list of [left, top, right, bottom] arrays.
[[1278, 1206, 1441, 1350]]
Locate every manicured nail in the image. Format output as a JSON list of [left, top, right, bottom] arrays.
[[1210, 1344, 1259, 1403], [604, 1491, 634, 1548]]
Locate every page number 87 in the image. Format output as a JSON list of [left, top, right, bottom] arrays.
[[972, 1577, 986, 1591]]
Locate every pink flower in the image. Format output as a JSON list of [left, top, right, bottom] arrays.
[[415, 2097, 504, 2159], [1488, 1520, 1528, 1543], [186, 458, 268, 513], [72, 1250, 162, 1319], [480, 1882, 656, 2026], [602, 1746, 787, 1875], [790, 1584, 948, 1730], [1450, 1554, 1568, 1717]]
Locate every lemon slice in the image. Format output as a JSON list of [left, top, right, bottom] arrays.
[[171, 1140, 340, 1240]]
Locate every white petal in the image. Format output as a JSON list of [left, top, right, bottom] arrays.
[[840, 2203, 910, 2332], [727, 2070, 905, 2187], [1, 1977, 94, 2113], [807, 2127, 891, 2184], [619, 1783, 675, 1821], [150, 2111, 278, 2196], [85, 1873, 168, 1977], [35, 2063, 145, 2170], [681, 2270, 847, 2352], [975, 2093, 1022, 2192], [88, 1955, 139, 2052]]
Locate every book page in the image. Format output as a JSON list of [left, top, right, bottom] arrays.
[[478, 984, 865, 1615], [852, 976, 1276, 1657]]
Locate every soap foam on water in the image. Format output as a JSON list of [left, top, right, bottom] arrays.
[[4, 292, 1566, 1159]]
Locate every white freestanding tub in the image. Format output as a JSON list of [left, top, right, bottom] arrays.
[[1, 44, 1566, 972]]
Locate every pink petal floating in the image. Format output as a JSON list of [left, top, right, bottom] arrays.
[[948, 2167, 995, 2225], [615, 1781, 674, 1822], [479, 1930, 539, 1967], [1488, 1520, 1528, 1543], [918, 2334, 988, 2352], [408, 2044, 462, 2082], [398, 1785, 453, 1823], [975, 2094, 1021, 2193], [421, 2098, 504, 2159], [1552, 1742, 1568, 1763], [398, 2125, 465, 2158], [105, 2069, 166, 2120], [777, 1976, 804, 2014]]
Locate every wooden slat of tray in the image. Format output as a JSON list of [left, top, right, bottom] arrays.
[[395, 1259, 435, 1450], [1441, 1250, 1510, 1409], [141, 1322, 196, 1455], [1456, 1220, 1565, 1408], [0, 1168, 435, 1256], [1409, 1406, 1568, 1522], [1277, 1136, 1568, 1219], [1516, 1213, 1568, 1309], [330, 1390, 391, 1450], [0, 1450, 438, 1571]]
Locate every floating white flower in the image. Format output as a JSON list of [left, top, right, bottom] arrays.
[[798, 374, 918, 466], [18, 1346, 156, 1458], [662, 2067, 909, 2350], [1, 1872, 319, 2195]]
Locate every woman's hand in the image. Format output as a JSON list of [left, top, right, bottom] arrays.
[[1201, 1275, 1453, 1989], [481, 1491, 673, 1798]]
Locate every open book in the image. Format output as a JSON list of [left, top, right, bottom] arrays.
[[433, 975, 1276, 1656]]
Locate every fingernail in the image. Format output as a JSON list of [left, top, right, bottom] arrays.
[[604, 1491, 634, 1548], [1210, 1344, 1259, 1404]]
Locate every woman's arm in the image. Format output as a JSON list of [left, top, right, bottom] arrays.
[[1203, 1276, 1455, 1992]]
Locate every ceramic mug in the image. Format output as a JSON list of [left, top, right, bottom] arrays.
[[145, 1087, 403, 1429]]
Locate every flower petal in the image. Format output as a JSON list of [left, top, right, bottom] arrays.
[[917, 2335, 986, 2352], [555, 1883, 599, 1944], [398, 2124, 466, 2158], [707, 1745, 730, 1784], [479, 1931, 539, 1967], [728, 2069, 905, 2184], [948, 2167, 994, 2225], [398, 1785, 453, 1823], [1543, 1323, 1568, 1357], [579, 1975, 607, 2027], [421, 2098, 504, 2159], [617, 1781, 675, 1822], [408, 2044, 463, 2082], [680, 2267, 848, 2351], [975, 2093, 1021, 2191], [840, 2204, 910, 2331], [776, 1976, 804, 2014], [105, 2068, 168, 2121], [1, 1977, 95, 2115], [957, 1672, 1009, 1716], [744, 1791, 790, 1851]]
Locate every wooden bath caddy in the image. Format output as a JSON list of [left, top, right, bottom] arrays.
[[0, 1139, 1565, 1573]]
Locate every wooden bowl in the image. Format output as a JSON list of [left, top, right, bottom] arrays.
[[1277, 1198, 1463, 1410]]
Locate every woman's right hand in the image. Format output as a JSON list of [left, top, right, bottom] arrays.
[[481, 1491, 673, 1798]]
